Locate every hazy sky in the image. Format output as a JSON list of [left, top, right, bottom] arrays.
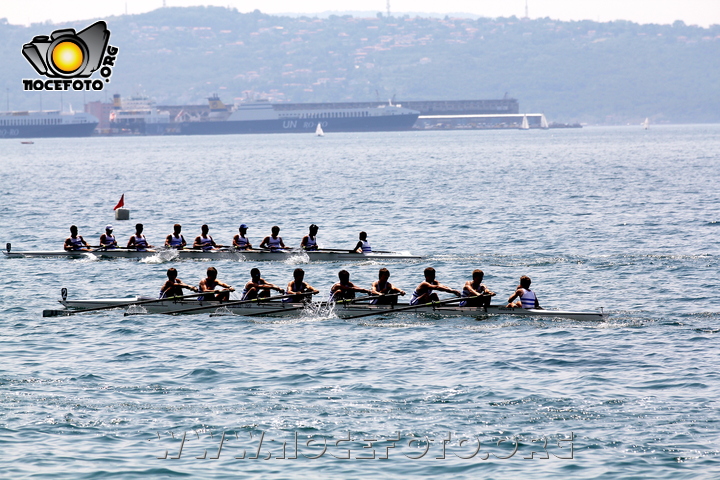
[[3, 0, 719, 27]]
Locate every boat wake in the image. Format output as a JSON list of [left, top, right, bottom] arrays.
[[78, 252, 100, 263], [140, 249, 180, 264], [300, 301, 336, 320], [284, 252, 310, 265], [125, 305, 148, 315]]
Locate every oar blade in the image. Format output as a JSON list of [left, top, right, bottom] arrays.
[[42, 309, 71, 317]]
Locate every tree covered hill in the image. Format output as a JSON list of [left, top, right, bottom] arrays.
[[1, 7, 718, 124]]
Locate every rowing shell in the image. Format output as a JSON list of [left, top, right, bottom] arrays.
[[3, 244, 421, 262], [56, 297, 606, 321]]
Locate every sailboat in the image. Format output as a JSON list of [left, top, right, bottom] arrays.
[[315, 123, 324, 137], [540, 114, 549, 129], [642, 118, 649, 130], [520, 115, 529, 130]]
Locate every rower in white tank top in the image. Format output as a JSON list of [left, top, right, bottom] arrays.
[[127, 223, 154, 251], [260, 226, 289, 252], [165, 224, 186, 249], [99, 224, 117, 249], [506, 275, 542, 310], [301, 224, 319, 251], [233, 224, 252, 250], [352, 231, 372, 253], [194, 224, 220, 251]]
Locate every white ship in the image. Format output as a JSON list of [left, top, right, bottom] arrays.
[[177, 96, 420, 135], [109, 94, 172, 135], [0, 109, 98, 139]]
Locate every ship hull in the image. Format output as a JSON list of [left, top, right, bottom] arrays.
[[178, 114, 419, 135], [0, 122, 98, 139]]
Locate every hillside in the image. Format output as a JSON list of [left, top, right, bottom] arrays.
[[1, 7, 719, 124]]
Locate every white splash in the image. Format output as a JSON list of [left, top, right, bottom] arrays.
[[140, 249, 180, 264]]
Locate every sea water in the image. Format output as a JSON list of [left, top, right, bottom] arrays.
[[0, 126, 719, 478]]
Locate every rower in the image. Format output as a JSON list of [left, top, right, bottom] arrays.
[[232, 224, 252, 250], [330, 269, 371, 302], [64, 225, 90, 251], [127, 223, 153, 251], [198, 266, 234, 301], [300, 224, 319, 251], [160, 267, 198, 299], [351, 231, 372, 254], [409, 267, 461, 305], [241, 268, 284, 300], [459, 269, 495, 307], [165, 224, 187, 249], [193, 224, 221, 251], [506, 275, 542, 309], [98, 224, 118, 249], [284, 268, 319, 303], [369, 267, 406, 305], [260, 226, 290, 252]]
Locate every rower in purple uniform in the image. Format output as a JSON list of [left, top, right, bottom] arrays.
[[329, 269, 371, 301], [459, 269, 495, 307], [165, 224, 187, 249], [198, 267, 234, 301], [127, 223, 153, 251], [99, 224, 118, 249], [351, 231, 372, 254], [300, 224, 319, 251], [241, 268, 284, 300], [506, 275, 542, 309], [284, 268, 319, 302], [160, 267, 198, 298], [409, 267, 461, 305], [232, 224, 252, 250], [369, 267, 406, 305], [260, 226, 291, 252], [64, 225, 90, 251], [193, 224, 222, 251]]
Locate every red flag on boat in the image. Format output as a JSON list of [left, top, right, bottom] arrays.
[[114, 194, 125, 210]]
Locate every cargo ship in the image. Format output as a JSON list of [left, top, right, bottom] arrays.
[[109, 94, 173, 135], [0, 110, 98, 139], [176, 95, 419, 135]]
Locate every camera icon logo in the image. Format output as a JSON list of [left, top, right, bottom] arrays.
[[22, 21, 110, 78]]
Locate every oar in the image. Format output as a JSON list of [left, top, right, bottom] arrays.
[[42, 291, 206, 317], [89, 246, 160, 253], [313, 248, 400, 254], [335, 293, 402, 305], [212, 293, 403, 318], [136, 293, 296, 316], [341, 294, 491, 320]]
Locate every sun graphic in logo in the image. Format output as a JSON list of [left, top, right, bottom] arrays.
[[51, 41, 84, 73]]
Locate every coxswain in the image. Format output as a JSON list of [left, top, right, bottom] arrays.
[[241, 268, 284, 300], [165, 224, 187, 249], [409, 267, 461, 305], [232, 224, 252, 250], [369, 267, 406, 305], [329, 269, 371, 302], [300, 224, 319, 251], [351, 231, 372, 254], [160, 267, 198, 299], [506, 275, 542, 309], [193, 224, 221, 251], [98, 224, 118, 249], [459, 269, 495, 307], [64, 225, 90, 251], [260, 226, 290, 252], [127, 223, 153, 251], [284, 268, 319, 303], [198, 266, 234, 301]]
